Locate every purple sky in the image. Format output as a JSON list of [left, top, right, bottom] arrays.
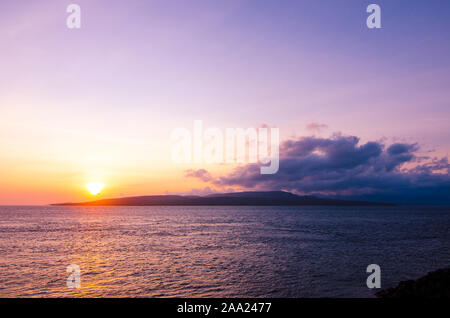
[[0, 1, 449, 204]]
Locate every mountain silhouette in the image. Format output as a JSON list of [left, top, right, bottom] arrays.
[[53, 191, 394, 206]]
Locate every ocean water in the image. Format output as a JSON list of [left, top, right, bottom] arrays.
[[0, 205, 449, 298]]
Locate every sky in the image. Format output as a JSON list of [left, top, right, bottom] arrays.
[[0, 0, 449, 205]]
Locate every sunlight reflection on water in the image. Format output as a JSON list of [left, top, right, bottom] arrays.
[[0, 205, 449, 297]]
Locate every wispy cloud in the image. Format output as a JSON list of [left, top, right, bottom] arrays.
[[185, 169, 213, 182], [306, 123, 328, 133]]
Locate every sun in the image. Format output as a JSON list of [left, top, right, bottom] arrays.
[[86, 182, 104, 195]]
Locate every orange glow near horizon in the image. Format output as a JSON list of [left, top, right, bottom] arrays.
[[0, 160, 231, 205]]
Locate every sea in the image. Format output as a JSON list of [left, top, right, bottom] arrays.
[[0, 205, 449, 297]]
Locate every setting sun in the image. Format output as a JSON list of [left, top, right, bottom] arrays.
[[86, 182, 104, 195]]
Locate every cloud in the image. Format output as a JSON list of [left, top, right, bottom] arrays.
[[306, 122, 328, 133], [184, 169, 213, 182], [185, 134, 450, 205], [165, 186, 236, 196]]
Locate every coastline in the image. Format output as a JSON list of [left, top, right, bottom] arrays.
[[377, 268, 450, 298]]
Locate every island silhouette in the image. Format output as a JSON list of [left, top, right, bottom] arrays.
[[53, 191, 394, 206]]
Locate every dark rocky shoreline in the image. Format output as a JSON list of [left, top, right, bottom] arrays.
[[377, 267, 450, 298]]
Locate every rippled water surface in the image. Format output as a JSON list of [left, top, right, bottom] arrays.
[[0, 206, 449, 297]]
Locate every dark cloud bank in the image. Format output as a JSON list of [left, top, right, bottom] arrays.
[[186, 134, 450, 205]]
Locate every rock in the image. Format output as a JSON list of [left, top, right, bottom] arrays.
[[376, 268, 450, 298]]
